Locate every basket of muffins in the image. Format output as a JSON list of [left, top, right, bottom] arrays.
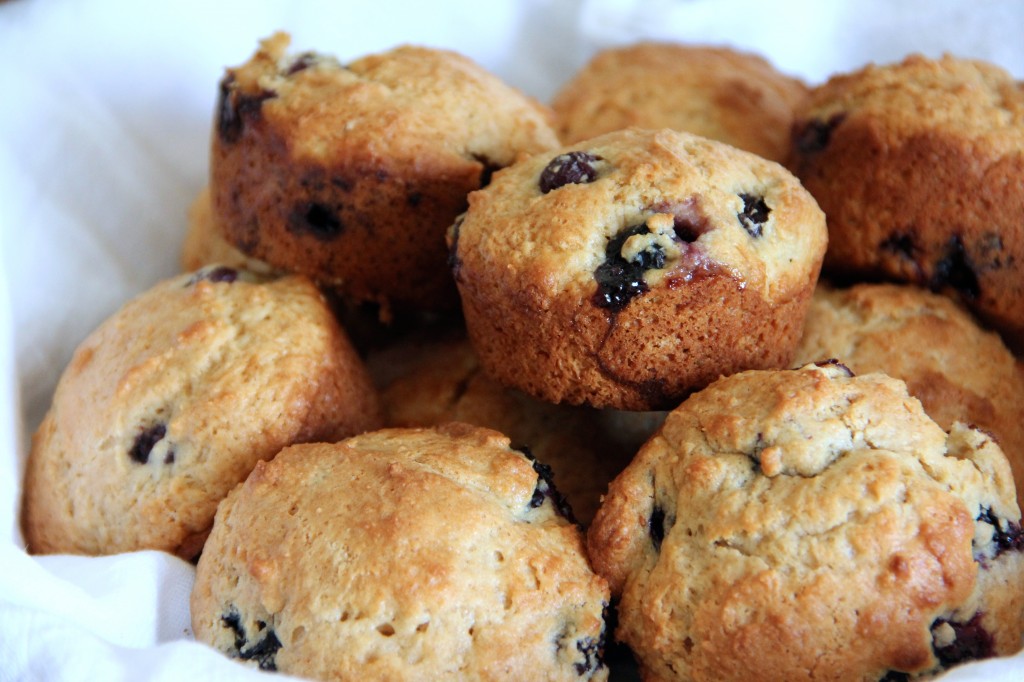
[[21, 32, 1024, 681]]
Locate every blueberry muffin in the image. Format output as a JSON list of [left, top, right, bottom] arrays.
[[180, 185, 275, 274], [794, 282, 1024, 509], [788, 54, 1024, 350], [211, 32, 560, 314], [367, 331, 641, 525], [21, 266, 383, 559], [552, 43, 808, 162], [588, 362, 1024, 681], [191, 424, 610, 680], [449, 127, 827, 410]]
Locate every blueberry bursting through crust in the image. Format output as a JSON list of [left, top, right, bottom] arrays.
[[221, 610, 282, 671], [591, 191, 769, 311], [128, 423, 169, 464], [879, 508, 1024, 680], [514, 445, 577, 524], [216, 74, 276, 145], [593, 223, 666, 311], [539, 152, 601, 194]]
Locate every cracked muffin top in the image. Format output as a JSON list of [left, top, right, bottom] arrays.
[[793, 282, 1024, 511], [191, 424, 610, 681], [588, 362, 1024, 681], [552, 42, 808, 162]]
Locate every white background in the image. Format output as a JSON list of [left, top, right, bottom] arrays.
[[2, 0, 1023, 679]]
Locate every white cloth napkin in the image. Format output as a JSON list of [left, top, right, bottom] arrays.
[[1, 0, 1022, 679]]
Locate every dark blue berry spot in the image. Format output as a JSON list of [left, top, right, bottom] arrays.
[[221, 611, 282, 672], [794, 113, 845, 154], [206, 266, 238, 283], [814, 359, 854, 376], [593, 223, 668, 311], [932, 613, 995, 668], [288, 202, 344, 241], [881, 232, 918, 260], [931, 236, 980, 301], [285, 52, 317, 76], [737, 194, 770, 238], [539, 152, 601, 194], [517, 445, 576, 523], [129, 424, 166, 464], [186, 266, 238, 287], [976, 507, 1024, 561], [216, 75, 276, 145], [649, 505, 666, 551]]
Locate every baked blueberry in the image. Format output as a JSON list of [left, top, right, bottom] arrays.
[[793, 113, 845, 154], [932, 614, 995, 668], [288, 202, 344, 241], [450, 128, 827, 409], [211, 33, 559, 312], [216, 75, 275, 145], [737, 193, 770, 238], [192, 425, 609, 680], [931, 236, 980, 300], [588, 363, 1024, 681], [128, 423, 166, 464], [539, 152, 602, 193]]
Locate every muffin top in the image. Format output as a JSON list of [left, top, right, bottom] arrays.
[[588, 362, 1020, 681], [794, 282, 1024, 504], [192, 424, 609, 681], [793, 53, 1024, 154], [22, 267, 381, 557], [218, 31, 559, 169], [451, 127, 826, 310], [553, 42, 808, 162]]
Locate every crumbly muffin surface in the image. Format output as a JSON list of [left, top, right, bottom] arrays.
[[212, 32, 559, 311], [588, 363, 1024, 681], [450, 127, 826, 408], [789, 54, 1024, 349], [794, 282, 1024, 509], [22, 267, 382, 558], [553, 42, 808, 162], [192, 424, 610, 681]]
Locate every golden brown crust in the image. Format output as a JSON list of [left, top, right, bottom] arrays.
[[794, 282, 1024, 510], [367, 332, 642, 525], [553, 42, 808, 162], [191, 425, 610, 680], [211, 33, 559, 312], [21, 268, 383, 558], [788, 54, 1024, 350], [451, 128, 827, 409], [588, 364, 1024, 681]]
